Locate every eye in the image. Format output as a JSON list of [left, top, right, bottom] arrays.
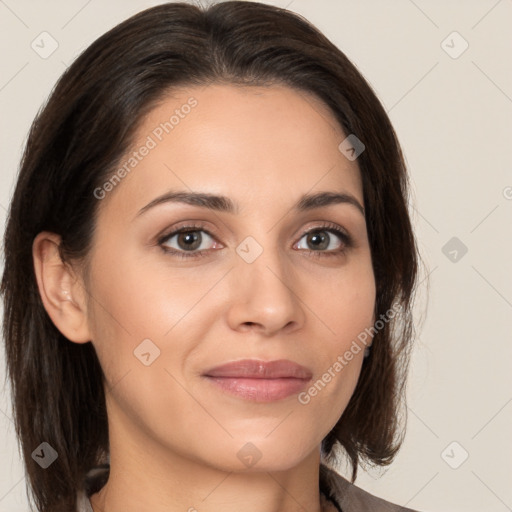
[[158, 225, 219, 259], [294, 223, 352, 258]]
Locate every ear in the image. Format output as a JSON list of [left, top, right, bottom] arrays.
[[32, 231, 91, 343]]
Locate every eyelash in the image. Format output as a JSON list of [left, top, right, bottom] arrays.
[[157, 222, 353, 260]]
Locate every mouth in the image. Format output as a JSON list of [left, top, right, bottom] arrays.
[[202, 359, 313, 402]]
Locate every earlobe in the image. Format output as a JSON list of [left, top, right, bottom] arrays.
[[32, 231, 91, 344]]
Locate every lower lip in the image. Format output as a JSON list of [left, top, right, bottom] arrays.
[[204, 376, 310, 402]]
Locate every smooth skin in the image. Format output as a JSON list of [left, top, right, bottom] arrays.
[[33, 84, 376, 512]]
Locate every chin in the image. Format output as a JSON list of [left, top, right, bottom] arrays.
[[196, 432, 318, 474]]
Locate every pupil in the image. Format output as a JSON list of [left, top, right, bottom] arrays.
[[309, 231, 328, 250], [179, 231, 200, 251]]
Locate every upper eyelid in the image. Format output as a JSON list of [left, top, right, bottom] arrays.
[[158, 224, 216, 242]]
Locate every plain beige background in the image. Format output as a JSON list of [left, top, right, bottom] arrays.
[[1, 1, 511, 511]]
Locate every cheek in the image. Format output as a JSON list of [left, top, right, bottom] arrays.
[[84, 246, 166, 374], [86, 245, 182, 338], [319, 256, 376, 347], [299, 258, 375, 409], [84, 245, 220, 379]]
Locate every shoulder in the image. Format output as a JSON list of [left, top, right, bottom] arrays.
[[320, 463, 421, 512]]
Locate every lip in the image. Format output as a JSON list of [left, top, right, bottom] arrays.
[[202, 359, 313, 402]]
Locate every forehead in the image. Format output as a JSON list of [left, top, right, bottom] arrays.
[[97, 83, 363, 220]]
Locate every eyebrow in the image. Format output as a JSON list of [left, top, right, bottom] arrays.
[[135, 190, 365, 218]]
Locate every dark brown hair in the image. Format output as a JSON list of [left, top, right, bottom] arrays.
[[1, 2, 419, 511]]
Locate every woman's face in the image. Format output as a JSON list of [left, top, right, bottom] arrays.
[[83, 84, 376, 472]]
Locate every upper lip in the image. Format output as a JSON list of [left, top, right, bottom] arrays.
[[203, 359, 313, 379]]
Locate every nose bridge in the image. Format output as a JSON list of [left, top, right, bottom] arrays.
[[240, 234, 286, 290], [227, 232, 304, 333]]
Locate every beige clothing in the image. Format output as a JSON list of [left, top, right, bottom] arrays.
[[76, 463, 420, 512]]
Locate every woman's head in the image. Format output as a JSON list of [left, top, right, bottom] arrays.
[[2, 2, 418, 511]]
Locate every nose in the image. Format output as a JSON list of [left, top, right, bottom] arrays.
[[225, 246, 306, 337]]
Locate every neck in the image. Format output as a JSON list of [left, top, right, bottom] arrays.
[[90, 419, 325, 512], [91, 455, 324, 512]]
